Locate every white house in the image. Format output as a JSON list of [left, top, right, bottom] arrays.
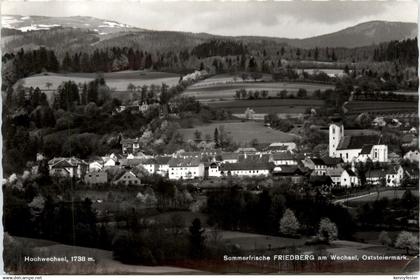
[[89, 160, 104, 171], [168, 158, 205, 180], [329, 123, 388, 163], [269, 152, 298, 166], [404, 150, 420, 162], [142, 156, 171, 177], [385, 165, 404, 187], [268, 142, 297, 152], [340, 169, 359, 188], [326, 166, 344, 186], [208, 162, 222, 177], [113, 170, 141, 186], [48, 157, 88, 179], [220, 160, 271, 177], [221, 152, 240, 164], [104, 158, 118, 167]]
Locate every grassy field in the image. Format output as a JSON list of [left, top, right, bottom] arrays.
[[210, 230, 306, 251], [345, 101, 418, 114], [207, 99, 324, 114], [337, 190, 419, 205], [177, 120, 299, 144], [19, 70, 180, 92], [184, 78, 333, 102]]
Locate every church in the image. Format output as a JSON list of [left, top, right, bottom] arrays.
[[329, 123, 388, 163]]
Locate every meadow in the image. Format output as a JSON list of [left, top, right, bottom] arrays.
[[19, 70, 180, 91], [207, 99, 324, 114], [177, 120, 299, 144], [184, 75, 334, 102], [345, 101, 418, 115]]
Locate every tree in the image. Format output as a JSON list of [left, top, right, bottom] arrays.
[[395, 231, 418, 255], [189, 218, 205, 259], [45, 82, 53, 90], [378, 231, 392, 246], [194, 130, 202, 141], [318, 217, 338, 243], [279, 209, 300, 236], [296, 88, 307, 99], [214, 128, 219, 147]]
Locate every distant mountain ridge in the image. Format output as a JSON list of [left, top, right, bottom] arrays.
[[2, 15, 142, 35], [1, 15, 417, 51]]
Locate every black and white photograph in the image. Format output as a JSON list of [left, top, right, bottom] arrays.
[[1, 0, 419, 276]]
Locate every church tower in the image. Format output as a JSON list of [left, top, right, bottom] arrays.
[[329, 123, 344, 157]]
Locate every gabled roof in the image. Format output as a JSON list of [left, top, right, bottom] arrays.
[[273, 165, 306, 175], [221, 152, 240, 161], [121, 138, 139, 145], [337, 135, 381, 150], [311, 158, 325, 166], [220, 160, 273, 171], [155, 156, 172, 165], [271, 151, 295, 161], [365, 169, 385, 178], [168, 157, 202, 167], [309, 175, 333, 186], [322, 157, 343, 165], [360, 145, 374, 155], [344, 169, 357, 177], [114, 170, 140, 181], [385, 165, 401, 175]]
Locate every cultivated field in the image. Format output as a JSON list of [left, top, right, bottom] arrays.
[[184, 75, 333, 102], [345, 101, 418, 115], [177, 121, 299, 144], [207, 99, 324, 114], [336, 190, 419, 205], [19, 70, 180, 91]]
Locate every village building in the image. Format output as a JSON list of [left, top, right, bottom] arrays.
[[220, 160, 272, 177], [340, 169, 359, 188], [221, 152, 240, 164], [267, 142, 297, 153], [385, 165, 404, 187], [120, 137, 141, 154], [365, 168, 386, 186], [404, 150, 420, 162], [208, 162, 222, 177], [168, 158, 205, 180], [311, 157, 342, 176], [113, 170, 141, 186], [84, 171, 108, 185], [329, 123, 388, 163], [141, 156, 172, 177], [272, 165, 306, 184], [269, 151, 298, 166], [48, 157, 88, 179]]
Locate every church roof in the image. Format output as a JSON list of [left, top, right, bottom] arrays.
[[336, 135, 381, 150]]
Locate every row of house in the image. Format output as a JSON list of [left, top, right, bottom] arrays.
[[45, 145, 415, 188]]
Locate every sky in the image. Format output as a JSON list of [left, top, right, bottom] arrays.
[[1, 0, 418, 38]]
